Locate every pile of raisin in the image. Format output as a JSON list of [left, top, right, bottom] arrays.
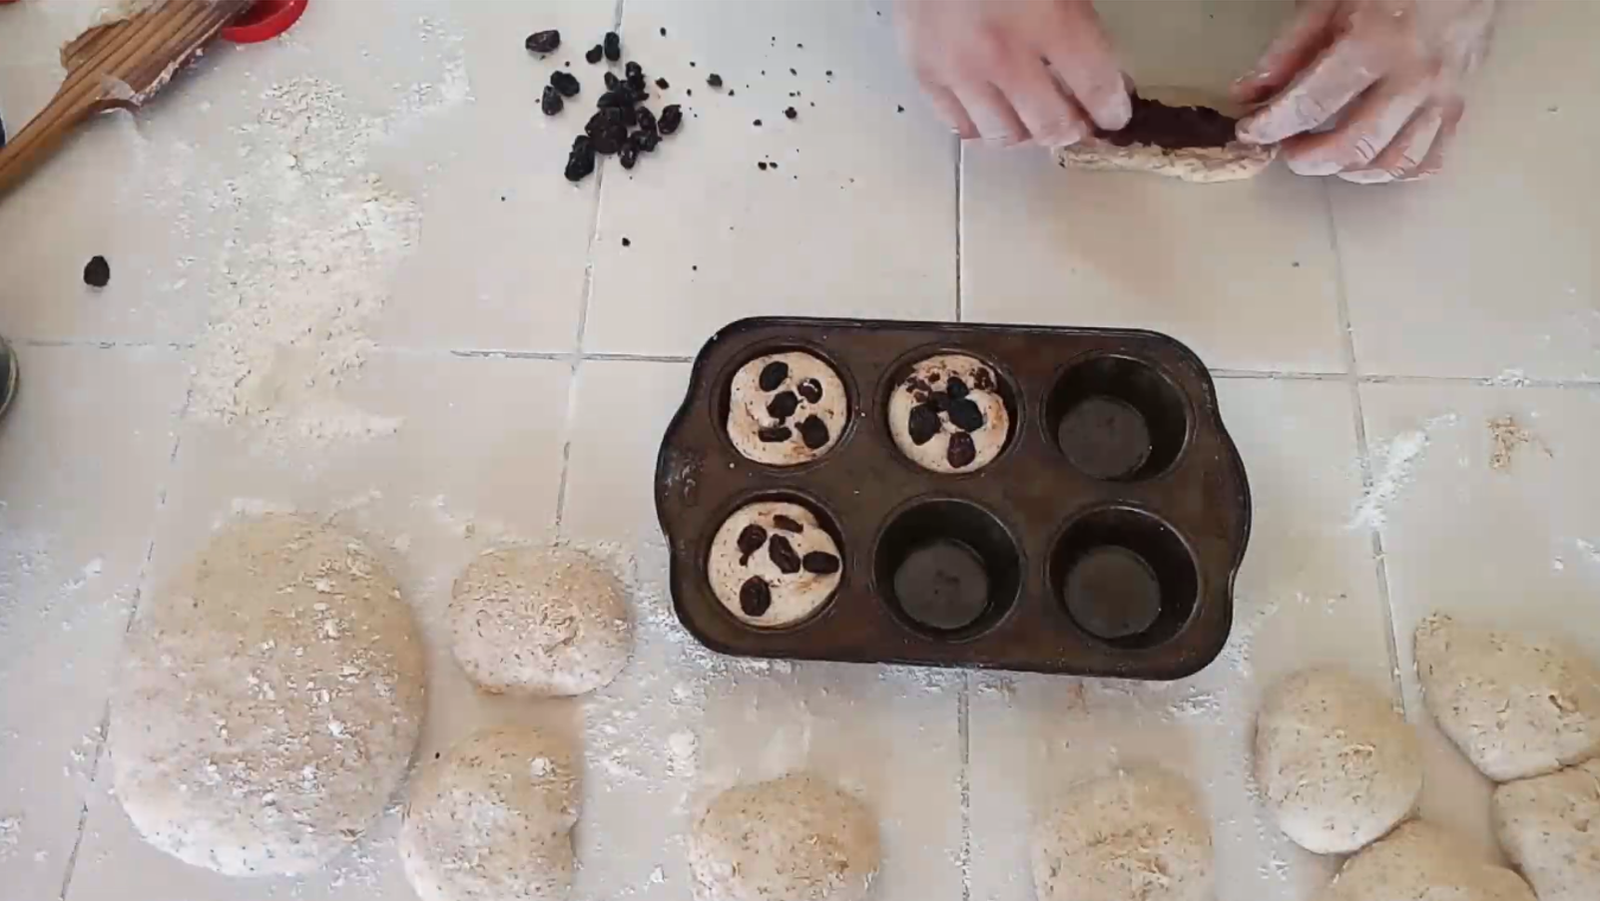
[[754, 360, 830, 451], [527, 28, 685, 182]]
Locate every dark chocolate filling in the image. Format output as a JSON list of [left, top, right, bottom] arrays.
[[1096, 93, 1238, 150]]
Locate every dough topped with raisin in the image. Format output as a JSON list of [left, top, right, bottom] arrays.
[[708, 501, 842, 628], [888, 354, 1009, 473], [727, 352, 848, 466]]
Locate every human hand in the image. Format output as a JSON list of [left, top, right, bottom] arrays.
[[894, 0, 1131, 147], [1232, 0, 1495, 182]]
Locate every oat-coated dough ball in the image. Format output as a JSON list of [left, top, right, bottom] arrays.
[[707, 501, 843, 628], [1492, 758, 1600, 901], [1254, 667, 1423, 854], [726, 351, 849, 466], [449, 544, 632, 697], [1031, 768, 1213, 901], [108, 514, 426, 876], [689, 773, 880, 901], [1415, 613, 1600, 781], [1315, 820, 1535, 901], [400, 727, 579, 901]]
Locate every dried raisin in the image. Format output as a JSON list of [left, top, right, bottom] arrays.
[[757, 425, 792, 443], [83, 255, 111, 288], [946, 376, 969, 399], [796, 378, 823, 403], [524, 30, 560, 54], [796, 415, 829, 450], [550, 70, 580, 97], [585, 44, 604, 64], [541, 85, 563, 115], [767, 535, 802, 574], [947, 432, 978, 468], [739, 577, 772, 617], [947, 398, 985, 432], [736, 524, 768, 561], [765, 391, 799, 421], [907, 403, 940, 445], [802, 551, 840, 575], [772, 515, 804, 533], [603, 31, 621, 61], [658, 104, 683, 134], [758, 360, 788, 391]]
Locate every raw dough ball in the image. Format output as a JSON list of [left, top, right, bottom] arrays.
[[1254, 667, 1423, 854], [888, 354, 1009, 474], [108, 514, 425, 876], [689, 773, 880, 901], [708, 501, 842, 627], [400, 727, 578, 901], [1316, 820, 1536, 901], [449, 544, 632, 697], [727, 351, 848, 466], [1415, 613, 1600, 781], [1492, 758, 1600, 901], [1031, 768, 1213, 901]]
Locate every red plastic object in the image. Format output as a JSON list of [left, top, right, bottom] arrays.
[[220, 0, 307, 44]]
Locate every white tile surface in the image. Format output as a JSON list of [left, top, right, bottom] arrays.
[[969, 377, 1393, 901], [960, 0, 1346, 374], [581, 0, 959, 356], [0, 346, 186, 901], [1359, 381, 1600, 859], [0, 0, 1597, 899], [1331, 1, 1600, 380]]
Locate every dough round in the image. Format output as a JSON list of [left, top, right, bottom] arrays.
[[1316, 820, 1536, 901], [1031, 768, 1213, 901], [400, 727, 578, 901], [108, 514, 426, 876], [726, 351, 848, 466], [887, 354, 1010, 474], [1254, 667, 1423, 854], [449, 544, 632, 697], [707, 501, 842, 627], [1491, 758, 1600, 901], [689, 773, 880, 901], [1414, 613, 1600, 781]]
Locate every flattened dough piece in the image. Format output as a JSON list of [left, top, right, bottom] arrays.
[[449, 544, 633, 697], [1254, 667, 1423, 854], [1316, 820, 1535, 901], [689, 773, 880, 901], [887, 353, 1009, 474], [726, 351, 849, 466], [707, 501, 843, 628], [1032, 768, 1213, 901], [109, 514, 426, 876], [400, 727, 578, 901], [1415, 613, 1600, 781], [1492, 758, 1600, 901]]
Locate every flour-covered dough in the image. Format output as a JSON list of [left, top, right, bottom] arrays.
[[108, 514, 426, 876], [1255, 667, 1423, 854], [1492, 758, 1600, 901], [727, 351, 849, 466], [888, 354, 1009, 473], [708, 501, 842, 627], [1415, 613, 1600, 781], [449, 544, 632, 697], [400, 727, 578, 901], [689, 773, 880, 901], [1316, 820, 1536, 901], [1054, 88, 1277, 183], [1032, 768, 1213, 901]]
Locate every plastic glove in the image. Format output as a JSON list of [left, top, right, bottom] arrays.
[[894, 0, 1131, 147], [1232, 0, 1495, 182]]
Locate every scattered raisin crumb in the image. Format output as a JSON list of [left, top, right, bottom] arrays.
[[621, 237, 631, 247], [897, 105, 905, 113], [753, 118, 762, 126], [655, 77, 669, 89], [728, 89, 735, 96], [789, 67, 797, 76], [83, 255, 110, 288], [826, 69, 833, 77], [692, 265, 698, 271], [784, 107, 797, 120], [769, 161, 779, 170], [757, 162, 768, 171], [707, 73, 723, 88], [659, 26, 667, 36]]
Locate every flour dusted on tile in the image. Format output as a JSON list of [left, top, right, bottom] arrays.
[[186, 65, 464, 448], [1349, 414, 1458, 530]]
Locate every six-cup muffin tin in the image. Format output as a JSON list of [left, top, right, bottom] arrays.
[[654, 317, 1251, 679]]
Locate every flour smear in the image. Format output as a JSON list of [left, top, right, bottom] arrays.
[[1350, 414, 1458, 531], [185, 37, 469, 450]]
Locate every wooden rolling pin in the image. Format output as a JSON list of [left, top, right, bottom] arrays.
[[0, 0, 250, 200]]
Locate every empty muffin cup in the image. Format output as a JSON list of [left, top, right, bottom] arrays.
[[873, 499, 1021, 637], [1047, 355, 1189, 481], [1049, 507, 1199, 648]]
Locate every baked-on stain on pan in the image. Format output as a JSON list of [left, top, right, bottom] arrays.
[[655, 317, 1251, 680]]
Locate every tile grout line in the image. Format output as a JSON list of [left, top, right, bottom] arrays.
[[59, 384, 192, 901], [958, 672, 971, 901], [954, 139, 964, 323], [556, 0, 627, 534], [1322, 184, 1405, 710]]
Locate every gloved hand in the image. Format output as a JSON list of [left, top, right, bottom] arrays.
[[1232, 0, 1496, 182], [895, 0, 1131, 147]]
